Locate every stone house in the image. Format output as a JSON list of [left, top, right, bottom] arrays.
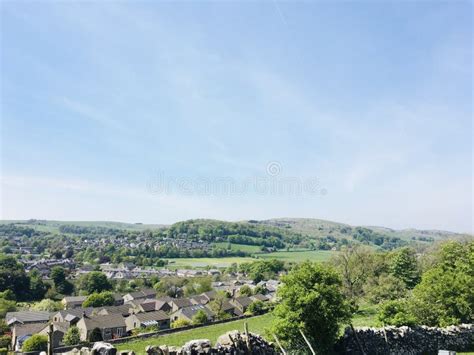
[[125, 310, 170, 332], [230, 296, 253, 313], [76, 314, 126, 342], [62, 296, 87, 309], [170, 305, 215, 323]]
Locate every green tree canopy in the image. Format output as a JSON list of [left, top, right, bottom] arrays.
[[82, 292, 115, 307], [239, 285, 252, 297], [32, 299, 62, 312], [409, 241, 473, 326], [50, 266, 74, 295], [79, 272, 112, 294], [0, 254, 30, 301], [390, 247, 420, 289], [22, 334, 48, 352], [63, 326, 81, 346], [192, 309, 209, 325], [270, 262, 352, 354]]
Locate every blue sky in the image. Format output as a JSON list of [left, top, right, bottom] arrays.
[[1, 1, 472, 232]]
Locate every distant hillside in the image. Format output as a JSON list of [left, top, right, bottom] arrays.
[[1, 218, 470, 252], [256, 218, 469, 243]]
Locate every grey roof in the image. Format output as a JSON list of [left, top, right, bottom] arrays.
[[63, 296, 87, 303], [177, 305, 214, 320], [55, 307, 94, 320], [202, 290, 217, 300], [13, 323, 46, 337], [251, 294, 269, 302], [233, 296, 253, 308], [97, 304, 134, 316], [134, 310, 169, 323], [170, 298, 193, 309], [6, 311, 51, 325], [190, 295, 209, 305], [142, 289, 157, 297], [139, 300, 158, 312], [81, 314, 126, 330]]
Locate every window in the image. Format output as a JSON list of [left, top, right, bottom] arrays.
[[117, 328, 123, 337]]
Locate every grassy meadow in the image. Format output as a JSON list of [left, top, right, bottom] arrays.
[[115, 313, 274, 353], [254, 250, 336, 263], [115, 307, 379, 354], [164, 249, 336, 269]]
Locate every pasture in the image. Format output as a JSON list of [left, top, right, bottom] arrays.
[[115, 313, 274, 353]]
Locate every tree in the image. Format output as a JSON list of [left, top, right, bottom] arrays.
[[239, 285, 252, 297], [50, 266, 73, 295], [0, 298, 16, 318], [22, 334, 48, 352], [192, 309, 209, 325], [82, 292, 115, 307], [29, 269, 48, 300], [208, 291, 230, 320], [0, 254, 30, 301], [171, 319, 190, 328], [32, 299, 62, 311], [390, 247, 420, 289], [270, 262, 352, 354], [364, 274, 407, 304], [246, 300, 265, 315], [79, 272, 112, 294], [330, 246, 376, 304], [0, 335, 11, 349], [378, 299, 416, 326], [409, 241, 473, 326], [63, 326, 81, 346]]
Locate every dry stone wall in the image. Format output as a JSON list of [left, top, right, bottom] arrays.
[[336, 324, 473, 355]]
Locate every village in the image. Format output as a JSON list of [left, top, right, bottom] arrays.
[[6, 271, 280, 351]]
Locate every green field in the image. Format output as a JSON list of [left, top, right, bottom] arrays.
[[116, 313, 274, 354], [255, 250, 336, 263], [165, 256, 257, 268], [213, 242, 263, 253], [114, 307, 379, 354], [350, 304, 378, 328]]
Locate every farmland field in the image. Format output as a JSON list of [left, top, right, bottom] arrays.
[[164, 256, 257, 268], [115, 308, 379, 354], [115, 313, 274, 353], [213, 242, 262, 253], [254, 250, 336, 263]]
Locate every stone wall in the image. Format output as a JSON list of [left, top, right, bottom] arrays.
[[336, 324, 473, 355]]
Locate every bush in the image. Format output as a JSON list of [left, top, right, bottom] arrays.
[[378, 300, 416, 327], [192, 310, 209, 325], [22, 334, 48, 352], [409, 241, 473, 326], [0, 335, 10, 349], [246, 300, 265, 315], [82, 292, 115, 307], [171, 319, 190, 328], [63, 326, 81, 346], [0, 347, 7, 355], [32, 299, 62, 311]]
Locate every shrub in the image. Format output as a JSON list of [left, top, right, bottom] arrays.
[[378, 300, 416, 327], [22, 334, 48, 352], [192, 310, 209, 325], [246, 300, 265, 315], [63, 326, 81, 346], [171, 319, 190, 328], [82, 292, 115, 307], [0, 335, 10, 349]]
